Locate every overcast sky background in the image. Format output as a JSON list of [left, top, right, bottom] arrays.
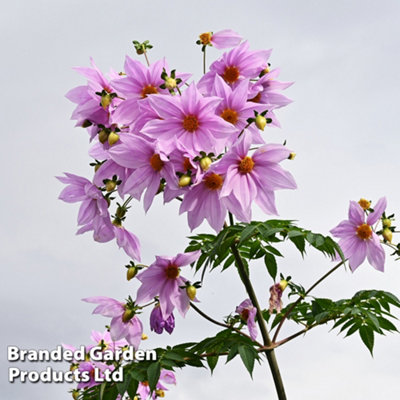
[[1, 1, 400, 399]]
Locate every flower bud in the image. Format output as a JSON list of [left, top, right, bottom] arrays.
[[200, 156, 212, 171], [178, 175, 191, 187], [155, 389, 165, 398], [94, 163, 102, 172], [279, 279, 288, 291], [199, 32, 212, 45], [127, 266, 137, 281], [382, 218, 392, 228], [122, 309, 134, 323], [72, 389, 80, 400], [108, 132, 120, 146], [255, 115, 267, 131], [165, 77, 177, 90], [141, 333, 148, 340], [100, 93, 112, 109], [382, 228, 393, 243], [105, 180, 116, 192], [358, 198, 371, 210], [98, 129, 109, 144], [288, 152, 296, 160], [186, 285, 197, 300]]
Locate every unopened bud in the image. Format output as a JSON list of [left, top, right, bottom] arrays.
[[122, 309, 134, 323], [108, 132, 120, 146], [186, 285, 197, 300], [279, 279, 288, 291], [98, 129, 109, 144], [72, 389, 80, 400], [105, 180, 116, 192], [70, 364, 78, 372], [200, 156, 212, 171], [94, 164, 102, 172], [179, 175, 191, 187], [260, 67, 270, 77], [382, 218, 392, 228], [199, 32, 212, 46], [288, 152, 296, 160], [155, 389, 165, 397], [165, 77, 177, 90], [100, 93, 112, 109], [127, 266, 137, 281], [358, 198, 371, 210], [382, 228, 393, 243], [255, 115, 267, 131], [141, 333, 148, 340]]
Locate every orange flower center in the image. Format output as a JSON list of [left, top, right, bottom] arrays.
[[240, 309, 249, 321], [142, 381, 149, 387], [165, 264, 180, 279], [149, 154, 164, 172], [183, 157, 192, 171], [356, 223, 372, 240], [199, 32, 212, 45], [223, 66, 240, 84], [238, 156, 255, 174], [203, 173, 224, 190], [141, 85, 158, 98], [220, 108, 239, 125], [182, 114, 199, 132], [249, 92, 261, 103]]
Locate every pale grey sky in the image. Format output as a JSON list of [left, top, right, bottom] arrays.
[[1, 1, 400, 399]]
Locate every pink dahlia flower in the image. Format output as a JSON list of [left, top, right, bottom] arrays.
[[135, 251, 201, 318], [214, 133, 296, 221], [142, 83, 236, 154], [236, 299, 258, 341], [199, 29, 242, 49], [83, 296, 143, 349], [330, 197, 387, 272]]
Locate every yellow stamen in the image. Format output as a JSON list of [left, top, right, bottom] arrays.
[[203, 173, 224, 190], [238, 156, 255, 174], [356, 224, 372, 240], [220, 108, 239, 125]]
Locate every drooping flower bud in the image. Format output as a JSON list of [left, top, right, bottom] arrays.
[[108, 132, 120, 146], [122, 308, 134, 323], [200, 156, 212, 171], [127, 266, 137, 281], [382, 228, 393, 243], [186, 285, 197, 300], [98, 129, 109, 144], [105, 180, 116, 192], [178, 175, 191, 187], [255, 115, 267, 131]]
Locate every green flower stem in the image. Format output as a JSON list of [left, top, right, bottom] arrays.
[[272, 259, 346, 343], [190, 302, 263, 347]]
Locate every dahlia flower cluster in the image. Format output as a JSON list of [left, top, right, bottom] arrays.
[[59, 29, 399, 400]]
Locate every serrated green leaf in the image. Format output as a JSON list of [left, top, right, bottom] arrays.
[[359, 325, 374, 355], [264, 252, 277, 280], [147, 362, 161, 392], [238, 345, 255, 377]]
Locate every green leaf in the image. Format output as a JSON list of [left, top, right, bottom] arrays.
[[147, 362, 161, 392], [238, 345, 256, 377], [239, 223, 259, 245], [226, 344, 239, 363], [289, 235, 305, 255], [207, 355, 219, 373], [126, 378, 139, 398], [264, 252, 277, 280], [359, 325, 374, 355]]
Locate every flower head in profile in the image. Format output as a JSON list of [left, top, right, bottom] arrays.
[[236, 299, 258, 340], [150, 305, 175, 334], [198, 29, 242, 49], [330, 197, 387, 272], [82, 296, 143, 349], [135, 251, 201, 318]]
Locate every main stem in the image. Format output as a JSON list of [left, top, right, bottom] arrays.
[[230, 243, 287, 400]]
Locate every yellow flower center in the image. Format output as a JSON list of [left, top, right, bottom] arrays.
[[203, 173, 224, 190], [358, 198, 371, 210], [238, 156, 255, 174], [182, 114, 199, 132], [165, 264, 180, 279], [356, 223, 372, 240], [149, 154, 164, 172], [199, 32, 212, 45], [141, 85, 158, 98], [223, 66, 240, 84], [220, 108, 239, 125]]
